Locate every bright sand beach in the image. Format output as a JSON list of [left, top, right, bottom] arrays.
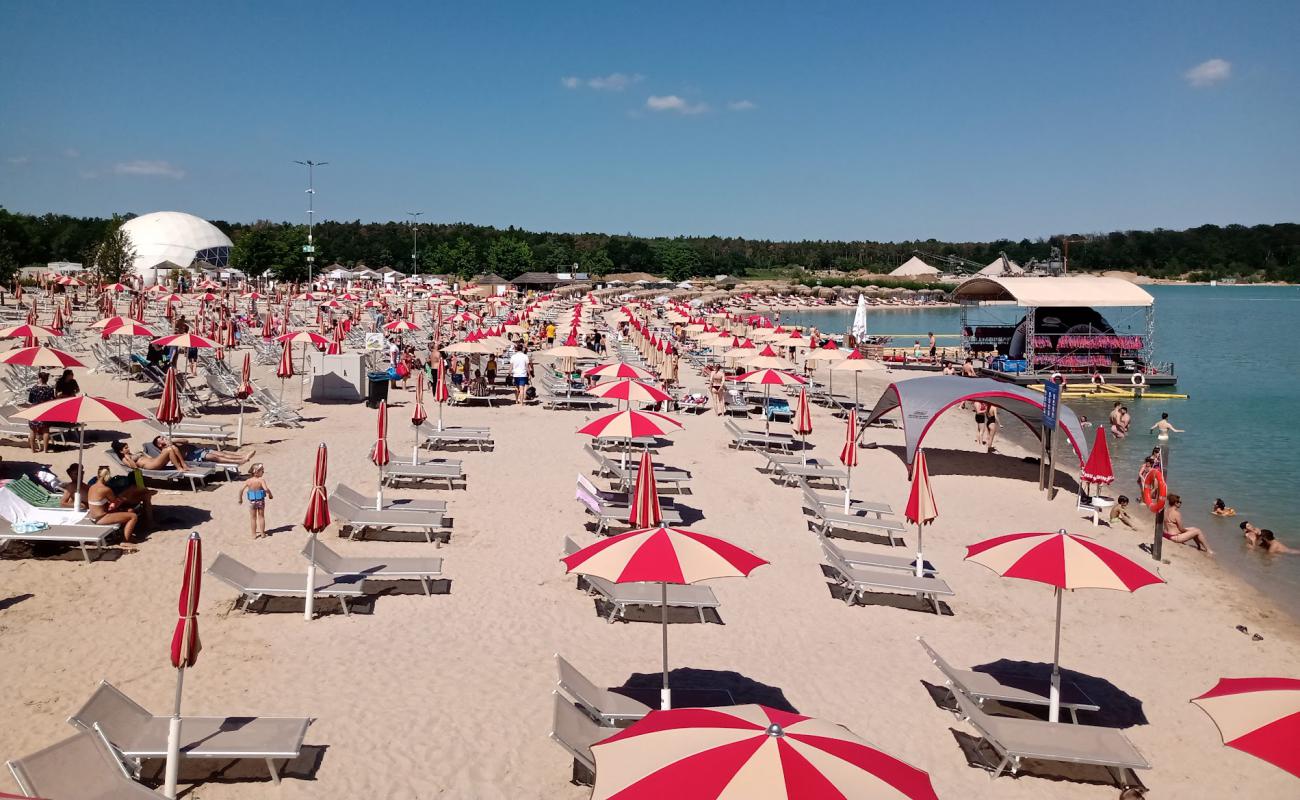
[[2, 320, 1298, 799]]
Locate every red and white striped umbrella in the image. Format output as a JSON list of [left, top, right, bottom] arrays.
[[383, 319, 421, 332], [275, 340, 294, 403], [733, 368, 806, 386], [590, 704, 939, 800], [0, 346, 84, 368], [260, 312, 275, 339], [412, 371, 429, 427], [371, 400, 390, 508], [0, 324, 61, 340], [1192, 677, 1300, 778], [164, 529, 204, 795], [155, 367, 185, 427], [302, 443, 331, 620], [101, 282, 130, 293], [585, 362, 652, 381], [837, 406, 859, 512], [238, 352, 253, 398], [101, 320, 155, 339], [1080, 425, 1115, 487], [965, 529, 1164, 721], [151, 333, 217, 349], [905, 449, 938, 577], [277, 330, 331, 346], [587, 378, 672, 406], [577, 409, 682, 440], [627, 450, 662, 528], [563, 526, 766, 708]]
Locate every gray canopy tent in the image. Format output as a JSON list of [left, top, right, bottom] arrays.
[[861, 376, 1090, 474]]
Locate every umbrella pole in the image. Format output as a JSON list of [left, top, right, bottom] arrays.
[[163, 667, 185, 798], [304, 533, 317, 620], [843, 465, 852, 514], [764, 385, 771, 436], [377, 464, 384, 510], [437, 399, 444, 432], [299, 344, 306, 406], [915, 522, 925, 578], [237, 397, 245, 448], [75, 426, 86, 513], [1050, 586, 1063, 723], [660, 580, 671, 710], [412, 425, 419, 466]]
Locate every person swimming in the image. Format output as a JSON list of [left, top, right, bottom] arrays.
[[1212, 498, 1236, 517], [1150, 412, 1183, 441], [1257, 529, 1295, 555]]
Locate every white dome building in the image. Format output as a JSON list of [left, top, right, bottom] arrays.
[[119, 211, 233, 285]]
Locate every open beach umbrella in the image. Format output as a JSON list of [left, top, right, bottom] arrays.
[[905, 449, 938, 577], [410, 371, 428, 464], [163, 531, 202, 799], [0, 346, 84, 368], [831, 349, 883, 408], [585, 362, 652, 381], [276, 340, 294, 404], [734, 368, 806, 436], [743, 343, 794, 371], [150, 333, 217, 350], [587, 378, 672, 410], [382, 319, 421, 332], [0, 324, 61, 340], [838, 406, 859, 513], [590, 704, 940, 800], [562, 526, 766, 709], [793, 386, 813, 464], [627, 450, 662, 528], [302, 443, 331, 620], [964, 529, 1164, 722], [14, 396, 147, 512], [577, 409, 683, 471], [155, 367, 185, 439], [371, 400, 390, 509], [1080, 426, 1115, 492], [1192, 677, 1300, 778]]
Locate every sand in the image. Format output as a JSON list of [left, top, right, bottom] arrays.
[[2, 339, 1297, 799]]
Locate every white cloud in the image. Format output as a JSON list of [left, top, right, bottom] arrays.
[[113, 160, 186, 179], [1184, 58, 1231, 87], [63, 148, 80, 158], [727, 100, 757, 111], [646, 95, 709, 115], [562, 73, 642, 91], [5, 155, 30, 165]]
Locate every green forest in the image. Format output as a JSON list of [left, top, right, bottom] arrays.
[[1, 207, 1296, 284]]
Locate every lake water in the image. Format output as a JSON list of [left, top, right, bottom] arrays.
[[778, 285, 1300, 615]]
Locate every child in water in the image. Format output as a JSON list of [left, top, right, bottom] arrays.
[[239, 463, 273, 539]]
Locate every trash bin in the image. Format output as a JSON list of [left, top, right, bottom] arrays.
[[366, 371, 391, 408]]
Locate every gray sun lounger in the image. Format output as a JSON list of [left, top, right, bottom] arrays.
[[796, 476, 892, 516], [107, 448, 215, 492], [550, 692, 608, 785], [819, 534, 936, 577], [575, 487, 682, 534], [327, 495, 450, 544], [724, 418, 794, 452], [586, 445, 691, 492], [8, 728, 157, 799], [68, 681, 311, 785], [555, 654, 653, 726], [949, 689, 1149, 786], [207, 552, 367, 616], [422, 426, 495, 451], [333, 482, 447, 514], [917, 637, 1100, 723], [381, 460, 465, 489], [143, 416, 233, 447], [803, 485, 907, 542], [766, 457, 847, 488], [0, 521, 121, 564], [821, 540, 952, 614], [564, 536, 720, 622], [302, 540, 443, 595]]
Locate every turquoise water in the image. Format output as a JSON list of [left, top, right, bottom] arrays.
[[781, 286, 1300, 613]]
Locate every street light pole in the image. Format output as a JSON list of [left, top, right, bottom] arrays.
[[407, 211, 424, 276], [294, 160, 328, 285]]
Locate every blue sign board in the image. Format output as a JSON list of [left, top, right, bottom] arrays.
[[1042, 380, 1060, 429]]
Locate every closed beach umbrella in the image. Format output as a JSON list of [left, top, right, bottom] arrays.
[[432, 358, 450, 431], [260, 312, 275, 340], [590, 704, 939, 800], [371, 400, 391, 509], [793, 386, 813, 463], [1080, 426, 1115, 492], [236, 352, 253, 447], [276, 340, 294, 404], [301, 443, 331, 620], [562, 526, 766, 709], [627, 450, 662, 528], [964, 529, 1164, 722], [163, 531, 203, 799], [14, 396, 146, 512], [155, 367, 185, 439], [905, 449, 938, 577], [851, 292, 869, 342], [0, 346, 84, 368], [1192, 677, 1300, 778], [410, 371, 428, 464], [838, 406, 859, 512]]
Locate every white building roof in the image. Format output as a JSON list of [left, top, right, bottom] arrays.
[[953, 276, 1154, 308], [119, 212, 233, 285]]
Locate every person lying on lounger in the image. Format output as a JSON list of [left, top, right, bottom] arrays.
[[112, 439, 190, 471], [149, 435, 253, 466]]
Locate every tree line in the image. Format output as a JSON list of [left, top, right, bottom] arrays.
[[2, 207, 1297, 284]]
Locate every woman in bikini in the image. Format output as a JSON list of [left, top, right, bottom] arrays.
[[972, 400, 988, 446], [709, 365, 726, 415], [149, 436, 253, 466], [984, 404, 1000, 453], [86, 465, 141, 547], [113, 439, 189, 471], [1163, 494, 1214, 554]]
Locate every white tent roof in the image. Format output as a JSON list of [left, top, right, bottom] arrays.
[[953, 276, 1154, 308], [978, 257, 1024, 276], [890, 256, 940, 277]]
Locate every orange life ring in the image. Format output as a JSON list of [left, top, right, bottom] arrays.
[[1142, 468, 1167, 513]]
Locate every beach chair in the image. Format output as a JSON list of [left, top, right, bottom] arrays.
[[723, 418, 794, 453], [820, 539, 953, 614], [802, 484, 907, 543], [0, 521, 120, 564], [916, 637, 1100, 724], [555, 655, 652, 726], [575, 485, 682, 534], [5, 474, 65, 508], [333, 482, 447, 514], [550, 693, 606, 786], [68, 681, 312, 785], [106, 448, 215, 492], [564, 536, 720, 622], [382, 460, 465, 490], [301, 540, 443, 595], [948, 689, 1149, 787], [764, 455, 848, 488], [207, 552, 367, 616], [328, 494, 449, 542], [795, 476, 892, 516], [7, 728, 157, 799], [142, 440, 237, 482], [586, 445, 691, 493], [422, 426, 494, 452], [818, 534, 935, 577], [143, 415, 233, 448]]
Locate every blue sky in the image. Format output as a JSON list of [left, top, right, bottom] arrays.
[[1, 1, 1296, 241]]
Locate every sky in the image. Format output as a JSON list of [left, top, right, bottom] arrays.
[[1, 0, 1297, 242]]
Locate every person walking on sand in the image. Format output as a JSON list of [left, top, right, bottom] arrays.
[[1151, 412, 1183, 440], [984, 404, 1000, 453], [709, 365, 726, 415], [239, 463, 272, 538], [928, 332, 936, 360], [510, 345, 531, 404], [1163, 494, 1214, 554], [972, 400, 988, 446]]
